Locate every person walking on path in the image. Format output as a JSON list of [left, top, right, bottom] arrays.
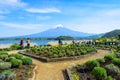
[[20, 39, 24, 49], [26, 38, 30, 48]]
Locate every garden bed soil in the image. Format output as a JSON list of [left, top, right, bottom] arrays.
[[11, 64, 35, 80]]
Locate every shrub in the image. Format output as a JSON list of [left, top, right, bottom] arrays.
[[86, 60, 100, 70], [30, 47, 38, 53], [9, 54, 23, 59], [10, 43, 21, 50], [10, 59, 22, 68], [0, 70, 16, 80], [96, 58, 105, 63], [0, 54, 8, 61], [107, 76, 114, 80], [92, 67, 107, 80], [72, 73, 79, 80], [105, 64, 120, 75], [80, 50, 87, 55], [112, 58, 120, 67], [22, 57, 32, 65], [0, 59, 3, 62], [0, 51, 8, 55], [0, 62, 11, 69], [116, 53, 120, 58], [104, 53, 116, 60], [69, 51, 75, 56]]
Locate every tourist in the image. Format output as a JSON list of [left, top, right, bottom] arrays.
[[58, 39, 62, 45], [26, 38, 30, 48], [20, 39, 24, 49]]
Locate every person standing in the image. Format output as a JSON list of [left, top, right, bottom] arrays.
[[20, 39, 24, 49], [26, 38, 30, 48], [58, 39, 62, 45]]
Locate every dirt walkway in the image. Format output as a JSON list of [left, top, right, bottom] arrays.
[[8, 50, 109, 80]]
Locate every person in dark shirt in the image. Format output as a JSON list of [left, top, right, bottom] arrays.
[[58, 39, 62, 45], [20, 39, 24, 49]]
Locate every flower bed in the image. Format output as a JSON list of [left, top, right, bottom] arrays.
[[66, 52, 120, 80], [20, 44, 97, 62], [0, 51, 35, 80]]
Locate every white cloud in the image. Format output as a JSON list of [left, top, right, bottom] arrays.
[[37, 16, 51, 20], [0, 0, 27, 8], [0, 22, 43, 29], [0, 0, 27, 14], [104, 9, 120, 16], [25, 8, 61, 13]]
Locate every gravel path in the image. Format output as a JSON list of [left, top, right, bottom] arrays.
[[8, 49, 110, 80]]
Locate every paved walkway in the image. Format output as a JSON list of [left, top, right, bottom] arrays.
[[8, 50, 110, 80]]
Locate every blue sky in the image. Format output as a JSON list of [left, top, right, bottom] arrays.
[[0, 0, 120, 37]]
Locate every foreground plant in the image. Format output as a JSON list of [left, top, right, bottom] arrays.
[[92, 67, 107, 80]]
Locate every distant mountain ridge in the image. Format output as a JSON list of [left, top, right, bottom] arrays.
[[22, 27, 95, 38], [102, 29, 120, 38]]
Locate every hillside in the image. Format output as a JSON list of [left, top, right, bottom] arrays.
[[102, 29, 120, 38], [22, 27, 95, 38]]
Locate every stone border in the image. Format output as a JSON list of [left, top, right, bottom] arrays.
[[29, 65, 37, 80], [19, 51, 96, 62], [65, 68, 74, 80]]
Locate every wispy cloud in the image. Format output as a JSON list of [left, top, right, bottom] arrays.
[[0, 0, 27, 8], [25, 8, 61, 13], [0, 22, 43, 29], [37, 16, 51, 20]]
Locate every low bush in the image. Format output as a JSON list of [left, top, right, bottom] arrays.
[[0, 59, 3, 62], [116, 53, 120, 58], [0, 54, 8, 61], [22, 57, 32, 65], [96, 58, 105, 63], [105, 64, 120, 75], [0, 62, 11, 69], [72, 73, 79, 80], [0, 51, 8, 55], [30, 47, 38, 53], [104, 53, 116, 60], [9, 54, 23, 59], [10, 59, 22, 68], [92, 67, 107, 80], [86, 60, 100, 70], [112, 58, 120, 67], [0, 70, 16, 80], [80, 50, 87, 55], [10, 43, 21, 50], [107, 76, 114, 80]]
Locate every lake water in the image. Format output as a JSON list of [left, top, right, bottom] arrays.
[[0, 40, 57, 45], [0, 39, 91, 46]]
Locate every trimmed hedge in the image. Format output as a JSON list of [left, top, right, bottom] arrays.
[[92, 67, 107, 80], [0, 51, 8, 55], [9, 54, 23, 59], [104, 53, 116, 60], [0, 62, 11, 69], [0, 70, 16, 80], [0, 54, 8, 61], [86, 60, 100, 70], [112, 58, 120, 67], [10, 59, 22, 68], [96, 58, 105, 63], [22, 57, 32, 65], [105, 64, 120, 75]]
